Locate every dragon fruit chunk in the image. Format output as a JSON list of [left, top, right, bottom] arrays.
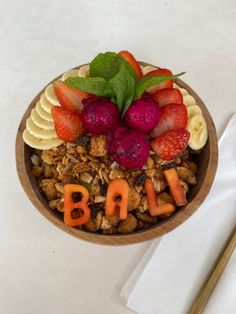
[[107, 126, 150, 169], [81, 97, 120, 135], [124, 94, 161, 133]]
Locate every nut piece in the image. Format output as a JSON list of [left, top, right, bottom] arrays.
[[177, 167, 197, 185], [94, 196, 106, 203], [57, 199, 64, 212], [153, 177, 166, 193], [139, 195, 149, 213], [100, 216, 120, 230], [90, 136, 107, 157], [128, 187, 141, 211], [180, 180, 189, 193], [95, 211, 103, 229], [109, 168, 125, 180], [80, 172, 93, 184], [90, 177, 101, 196], [117, 214, 137, 234], [100, 217, 111, 230], [84, 210, 103, 232], [39, 179, 58, 200], [55, 182, 64, 194]]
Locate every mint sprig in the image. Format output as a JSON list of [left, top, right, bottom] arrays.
[[65, 51, 185, 115]]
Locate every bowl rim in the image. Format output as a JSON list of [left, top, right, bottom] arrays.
[[15, 62, 218, 245]]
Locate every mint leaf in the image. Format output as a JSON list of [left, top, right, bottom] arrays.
[[134, 72, 185, 99], [117, 55, 139, 83], [105, 63, 135, 112], [65, 77, 107, 96], [89, 52, 120, 81], [89, 51, 138, 83]]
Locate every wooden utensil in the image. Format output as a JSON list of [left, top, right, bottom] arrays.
[[189, 226, 236, 314]]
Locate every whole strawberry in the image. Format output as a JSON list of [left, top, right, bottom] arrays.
[[82, 97, 120, 135], [107, 126, 150, 169]]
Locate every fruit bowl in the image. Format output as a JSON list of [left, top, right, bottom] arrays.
[[15, 62, 218, 245]]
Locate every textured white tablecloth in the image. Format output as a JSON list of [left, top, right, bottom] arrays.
[[0, 0, 235, 313]]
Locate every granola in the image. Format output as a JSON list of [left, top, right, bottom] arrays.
[[32, 134, 198, 234]]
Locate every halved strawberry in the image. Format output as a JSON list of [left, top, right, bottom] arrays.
[[52, 106, 84, 143], [153, 88, 183, 107], [151, 129, 190, 160], [53, 81, 89, 114], [152, 103, 187, 137], [145, 68, 173, 94], [119, 50, 143, 79]]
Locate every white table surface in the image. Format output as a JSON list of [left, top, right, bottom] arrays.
[[0, 0, 235, 313]]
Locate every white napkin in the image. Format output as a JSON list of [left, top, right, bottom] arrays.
[[121, 114, 236, 314]]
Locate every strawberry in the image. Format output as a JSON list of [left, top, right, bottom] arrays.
[[153, 88, 183, 107], [51, 106, 84, 143], [145, 68, 173, 94], [152, 103, 187, 137], [151, 129, 190, 160], [53, 81, 89, 114], [119, 50, 143, 79]]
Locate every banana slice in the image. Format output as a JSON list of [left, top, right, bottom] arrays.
[[31, 108, 55, 130], [173, 83, 189, 95], [179, 88, 189, 96], [45, 84, 60, 106], [26, 117, 57, 139], [187, 114, 208, 150], [61, 69, 79, 81], [23, 129, 63, 150], [183, 94, 196, 106], [40, 93, 54, 113], [78, 64, 89, 77], [35, 101, 53, 121], [187, 104, 202, 118], [141, 65, 157, 76]]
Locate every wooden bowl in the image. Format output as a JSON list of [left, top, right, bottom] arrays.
[[15, 63, 218, 245]]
